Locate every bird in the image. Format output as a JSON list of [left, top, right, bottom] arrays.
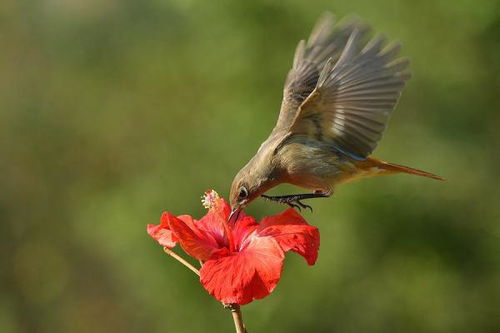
[[229, 13, 443, 217]]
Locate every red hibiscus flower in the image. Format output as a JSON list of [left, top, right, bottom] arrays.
[[147, 190, 320, 305]]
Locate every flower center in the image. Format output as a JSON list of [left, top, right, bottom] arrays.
[[202, 190, 235, 252]]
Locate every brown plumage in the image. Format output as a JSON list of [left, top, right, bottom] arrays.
[[229, 13, 442, 213]]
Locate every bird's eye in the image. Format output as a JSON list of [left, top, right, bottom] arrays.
[[238, 187, 248, 199]]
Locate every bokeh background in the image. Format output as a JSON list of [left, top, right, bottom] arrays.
[[1, 0, 499, 332]]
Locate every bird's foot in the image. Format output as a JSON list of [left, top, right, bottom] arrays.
[[261, 191, 331, 212], [262, 194, 313, 212], [294, 200, 314, 212]]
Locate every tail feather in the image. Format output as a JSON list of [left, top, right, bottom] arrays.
[[359, 158, 444, 181]]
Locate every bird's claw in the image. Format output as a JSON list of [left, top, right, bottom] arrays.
[[295, 200, 313, 212], [286, 202, 301, 211], [261, 195, 313, 212]]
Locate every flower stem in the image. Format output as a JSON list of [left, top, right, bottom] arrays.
[[162, 249, 246, 331], [163, 247, 200, 276], [226, 304, 247, 333]]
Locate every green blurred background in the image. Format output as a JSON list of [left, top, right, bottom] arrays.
[[1, 0, 499, 332]]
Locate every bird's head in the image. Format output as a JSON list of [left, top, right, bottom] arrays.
[[229, 169, 262, 213], [229, 159, 280, 217]]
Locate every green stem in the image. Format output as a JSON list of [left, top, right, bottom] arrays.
[[163, 247, 200, 276], [226, 303, 247, 333], [163, 248, 246, 332]]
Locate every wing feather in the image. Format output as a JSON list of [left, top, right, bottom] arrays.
[[289, 25, 411, 159], [274, 14, 364, 130]]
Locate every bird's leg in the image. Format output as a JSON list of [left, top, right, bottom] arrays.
[[261, 190, 332, 212]]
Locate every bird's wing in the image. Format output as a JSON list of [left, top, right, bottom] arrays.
[[288, 26, 411, 159], [274, 13, 363, 131]]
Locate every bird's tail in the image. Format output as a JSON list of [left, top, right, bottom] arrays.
[[357, 158, 444, 181]]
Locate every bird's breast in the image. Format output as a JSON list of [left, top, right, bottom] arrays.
[[276, 140, 359, 190]]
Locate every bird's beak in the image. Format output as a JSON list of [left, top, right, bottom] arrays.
[[228, 207, 241, 222]]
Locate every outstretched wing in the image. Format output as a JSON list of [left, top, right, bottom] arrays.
[[289, 26, 411, 159], [275, 13, 364, 131]]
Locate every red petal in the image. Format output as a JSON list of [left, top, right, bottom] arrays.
[[258, 209, 319, 265], [168, 213, 219, 261], [177, 214, 218, 245], [197, 197, 240, 250], [196, 208, 227, 247], [232, 215, 258, 250], [147, 212, 178, 248], [200, 236, 284, 305]]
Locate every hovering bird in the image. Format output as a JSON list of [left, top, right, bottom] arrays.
[[229, 13, 442, 215]]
